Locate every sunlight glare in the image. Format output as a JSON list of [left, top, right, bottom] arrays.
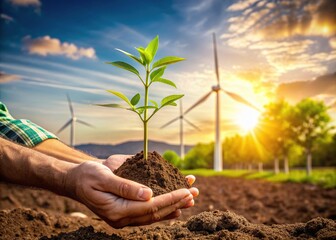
[[234, 108, 260, 132], [322, 25, 330, 34]]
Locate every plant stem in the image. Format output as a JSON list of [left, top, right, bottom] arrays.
[[143, 67, 150, 160]]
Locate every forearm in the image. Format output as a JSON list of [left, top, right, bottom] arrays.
[[33, 139, 98, 164], [0, 137, 75, 197]]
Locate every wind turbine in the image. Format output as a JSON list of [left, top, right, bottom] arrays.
[[57, 94, 93, 147], [161, 100, 200, 159], [184, 33, 260, 171]]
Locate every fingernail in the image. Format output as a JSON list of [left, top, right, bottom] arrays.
[[138, 187, 152, 200]]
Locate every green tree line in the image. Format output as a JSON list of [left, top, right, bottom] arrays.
[[163, 98, 336, 176]]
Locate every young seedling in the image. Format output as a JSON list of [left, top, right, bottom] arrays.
[[98, 36, 185, 160]]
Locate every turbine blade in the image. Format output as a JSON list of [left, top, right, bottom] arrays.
[[77, 119, 94, 127], [184, 118, 201, 131], [184, 91, 213, 115], [57, 119, 72, 134], [67, 94, 74, 117], [222, 89, 260, 112], [213, 33, 220, 85], [160, 116, 180, 129]]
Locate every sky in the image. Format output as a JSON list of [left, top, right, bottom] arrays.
[[1, 0, 336, 146]]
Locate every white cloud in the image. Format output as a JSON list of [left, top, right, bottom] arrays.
[[227, 0, 259, 11], [223, 0, 336, 77], [187, 0, 214, 12], [330, 38, 336, 49], [0, 14, 14, 23], [0, 72, 21, 83], [23, 36, 97, 60], [9, 0, 41, 6]]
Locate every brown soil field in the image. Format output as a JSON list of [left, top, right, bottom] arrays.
[[1, 176, 336, 239]]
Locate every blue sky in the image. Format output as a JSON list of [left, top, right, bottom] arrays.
[[1, 0, 336, 145]]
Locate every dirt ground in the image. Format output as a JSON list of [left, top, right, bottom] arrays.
[[1, 176, 336, 239]]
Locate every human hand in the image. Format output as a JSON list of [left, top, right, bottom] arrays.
[[103, 154, 133, 171], [65, 161, 197, 228]]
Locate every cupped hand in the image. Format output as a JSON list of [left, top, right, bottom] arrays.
[[66, 161, 197, 228]]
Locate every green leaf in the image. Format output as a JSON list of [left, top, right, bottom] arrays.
[[150, 66, 166, 81], [115, 48, 143, 65], [131, 93, 141, 106], [167, 102, 177, 106], [150, 100, 158, 108], [152, 56, 185, 69], [106, 61, 140, 77], [152, 78, 177, 88], [106, 90, 132, 107], [95, 103, 127, 109], [136, 47, 151, 64], [161, 94, 184, 108], [145, 36, 159, 63]]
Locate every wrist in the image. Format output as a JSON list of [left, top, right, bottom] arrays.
[[28, 152, 77, 198], [62, 163, 80, 201]]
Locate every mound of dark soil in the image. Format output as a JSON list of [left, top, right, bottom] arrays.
[[1, 175, 336, 239], [113, 151, 190, 196], [13, 209, 334, 239]]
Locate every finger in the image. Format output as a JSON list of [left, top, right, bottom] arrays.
[[117, 194, 192, 227], [181, 199, 194, 209], [107, 154, 133, 161], [189, 187, 199, 197], [185, 175, 196, 185], [119, 188, 192, 219], [102, 174, 153, 201], [104, 154, 133, 171], [161, 209, 181, 221]]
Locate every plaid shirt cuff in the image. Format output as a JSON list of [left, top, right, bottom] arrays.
[[0, 103, 58, 147]]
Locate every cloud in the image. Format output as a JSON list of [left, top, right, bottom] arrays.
[[9, 0, 41, 7], [187, 0, 214, 12], [23, 36, 97, 60], [227, 0, 259, 11], [223, 0, 336, 77], [0, 72, 21, 83], [227, 0, 336, 39], [276, 72, 336, 102], [330, 38, 336, 49], [0, 14, 14, 23]]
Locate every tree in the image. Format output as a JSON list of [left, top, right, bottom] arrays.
[[256, 100, 292, 174], [223, 134, 244, 169], [240, 133, 267, 172], [163, 150, 181, 168], [289, 99, 332, 176], [183, 142, 213, 169]]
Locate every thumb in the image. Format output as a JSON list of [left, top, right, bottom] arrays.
[[107, 174, 153, 201]]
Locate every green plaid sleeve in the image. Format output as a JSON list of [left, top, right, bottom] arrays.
[[0, 102, 58, 147]]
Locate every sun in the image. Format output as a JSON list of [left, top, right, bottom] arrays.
[[234, 108, 260, 132]]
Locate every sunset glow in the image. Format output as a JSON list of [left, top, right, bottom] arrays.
[[234, 108, 260, 132]]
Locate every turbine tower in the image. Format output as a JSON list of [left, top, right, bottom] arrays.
[[161, 100, 200, 159], [57, 94, 93, 147], [184, 33, 260, 171]]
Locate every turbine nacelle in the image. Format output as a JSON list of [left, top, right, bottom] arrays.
[[212, 85, 221, 92]]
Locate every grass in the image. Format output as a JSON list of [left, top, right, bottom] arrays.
[[182, 168, 336, 188]]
